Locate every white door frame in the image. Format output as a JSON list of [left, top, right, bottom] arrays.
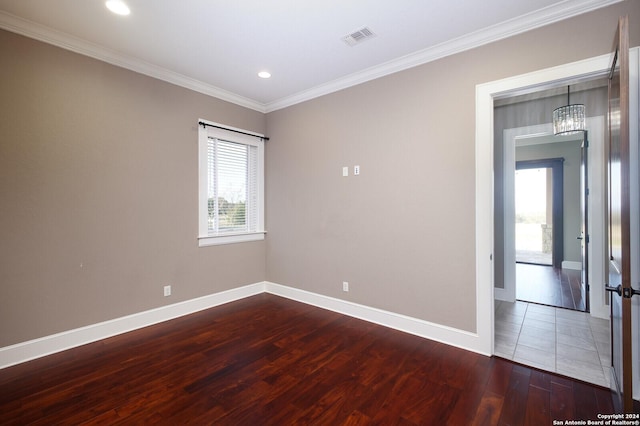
[[475, 48, 639, 399]]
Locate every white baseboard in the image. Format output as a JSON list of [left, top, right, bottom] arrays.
[[562, 261, 582, 270], [1, 281, 490, 369], [264, 282, 487, 355], [0, 282, 266, 369]]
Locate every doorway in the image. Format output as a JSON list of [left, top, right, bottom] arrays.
[[495, 90, 606, 385], [476, 47, 640, 399], [501, 126, 595, 312], [515, 158, 565, 270], [514, 152, 584, 311]]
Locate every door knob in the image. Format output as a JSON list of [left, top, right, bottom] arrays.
[[605, 284, 640, 298]]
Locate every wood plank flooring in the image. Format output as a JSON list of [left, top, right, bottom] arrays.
[[516, 263, 586, 311], [0, 294, 619, 424]]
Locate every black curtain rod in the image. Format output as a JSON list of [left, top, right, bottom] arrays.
[[199, 121, 269, 141]]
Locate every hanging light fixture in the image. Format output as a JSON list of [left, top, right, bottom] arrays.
[[553, 85, 586, 135]]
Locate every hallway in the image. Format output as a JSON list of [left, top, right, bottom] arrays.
[[495, 300, 610, 387]]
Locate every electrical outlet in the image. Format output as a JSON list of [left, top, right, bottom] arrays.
[[343, 281, 349, 292], [354, 165, 360, 175], [164, 285, 171, 297]]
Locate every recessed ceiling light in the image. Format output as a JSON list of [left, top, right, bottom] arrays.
[[258, 71, 271, 79], [106, 0, 130, 16]]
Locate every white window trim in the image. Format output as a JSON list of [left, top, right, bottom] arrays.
[[198, 119, 265, 247]]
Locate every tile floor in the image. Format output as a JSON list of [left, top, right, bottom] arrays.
[[495, 300, 611, 387]]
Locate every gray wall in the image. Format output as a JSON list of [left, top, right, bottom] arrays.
[[266, 2, 639, 333], [0, 30, 266, 347]]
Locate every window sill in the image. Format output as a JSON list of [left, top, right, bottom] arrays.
[[198, 231, 266, 247]]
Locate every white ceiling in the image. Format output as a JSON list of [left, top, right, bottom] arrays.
[[0, 0, 622, 112]]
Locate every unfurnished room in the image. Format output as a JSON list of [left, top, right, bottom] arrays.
[[1, 0, 640, 423]]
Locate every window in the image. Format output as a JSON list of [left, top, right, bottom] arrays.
[[198, 120, 265, 246]]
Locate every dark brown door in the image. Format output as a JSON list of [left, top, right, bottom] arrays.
[[605, 15, 634, 413]]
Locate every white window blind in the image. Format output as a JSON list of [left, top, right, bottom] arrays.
[[207, 139, 258, 235], [198, 120, 265, 246]]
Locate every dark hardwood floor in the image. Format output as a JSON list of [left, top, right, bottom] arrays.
[[516, 263, 586, 311], [0, 294, 618, 424]]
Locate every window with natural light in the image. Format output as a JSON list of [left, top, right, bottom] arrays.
[[198, 120, 265, 246]]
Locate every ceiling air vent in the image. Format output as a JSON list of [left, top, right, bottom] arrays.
[[342, 26, 376, 47]]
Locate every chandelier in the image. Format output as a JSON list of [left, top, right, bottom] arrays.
[[552, 86, 586, 135]]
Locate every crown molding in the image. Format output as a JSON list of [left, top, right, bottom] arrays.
[[264, 0, 622, 112], [0, 11, 267, 113], [0, 0, 622, 114]]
